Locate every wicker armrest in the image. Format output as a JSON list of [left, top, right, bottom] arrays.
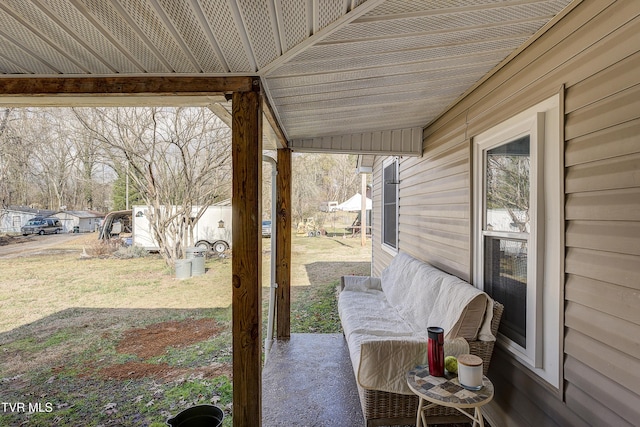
[[468, 340, 495, 375], [468, 301, 504, 375]]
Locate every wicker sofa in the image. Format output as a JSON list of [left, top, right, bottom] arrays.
[[338, 252, 503, 426]]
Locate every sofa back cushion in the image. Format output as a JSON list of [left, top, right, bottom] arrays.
[[425, 274, 488, 340], [448, 294, 487, 340], [382, 252, 488, 341], [381, 252, 431, 309], [389, 259, 447, 328]]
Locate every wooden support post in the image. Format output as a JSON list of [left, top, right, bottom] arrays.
[[232, 89, 262, 427], [276, 148, 292, 339]]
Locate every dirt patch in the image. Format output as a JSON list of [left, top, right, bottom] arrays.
[[93, 318, 231, 381], [116, 318, 222, 359], [98, 361, 232, 381]]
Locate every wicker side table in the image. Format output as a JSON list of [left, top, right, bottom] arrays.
[[407, 365, 494, 427]]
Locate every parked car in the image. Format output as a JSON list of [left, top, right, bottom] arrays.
[[262, 220, 272, 238], [21, 217, 63, 235]]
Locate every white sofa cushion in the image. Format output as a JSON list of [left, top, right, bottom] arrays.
[[426, 274, 488, 340], [448, 294, 487, 340], [380, 252, 434, 309], [379, 252, 489, 340], [338, 290, 414, 339], [339, 252, 495, 395], [352, 335, 427, 395], [352, 336, 471, 395], [342, 275, 382, 292], [394, 260, 446, 333]]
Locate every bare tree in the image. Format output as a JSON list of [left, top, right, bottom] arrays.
[[0, 108, 14, 230], [74, 107, 231, 265], [34, 110, 77, 210], [0, 108, 13, 209], [291, 153, 322, 224], [321, 154, 361, 205], [291, 153, 361, 226], [0, 109, 46, 208], [68, 113, 105, 210]]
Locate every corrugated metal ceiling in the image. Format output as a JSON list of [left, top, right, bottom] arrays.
[[0, 0, 573, 152]]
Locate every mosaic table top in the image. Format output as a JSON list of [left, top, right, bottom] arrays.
[[407, 365, 494, 409]]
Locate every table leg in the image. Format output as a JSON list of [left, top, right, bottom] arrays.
[[472, 406, 485, 427], [416, 397, 424, 427]]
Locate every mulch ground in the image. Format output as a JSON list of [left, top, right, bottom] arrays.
[[97, 317, 231, 381]]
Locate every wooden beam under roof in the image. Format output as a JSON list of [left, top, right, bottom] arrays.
[[208, 102, 234, 128], [262, 95, 288, 148], [0, 76, 256, 96], [207, 101, 282, 150]]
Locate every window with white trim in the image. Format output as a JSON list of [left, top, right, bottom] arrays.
[[382, 157, 399, 251], [474, 95, 561, 388]]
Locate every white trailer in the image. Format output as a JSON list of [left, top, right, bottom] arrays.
[[132, 205, 232, 254]]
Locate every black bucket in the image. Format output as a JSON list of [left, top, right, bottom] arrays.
[[166, 404, 224, 427]]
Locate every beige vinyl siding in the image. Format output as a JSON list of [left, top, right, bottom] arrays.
[[490, 347, 585, 427], [563, 37, 640, 425], [371, 139, 472, 281], [398, 145, 471, 281], [371, 1, 640, 426]]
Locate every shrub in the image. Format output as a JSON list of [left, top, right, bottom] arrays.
[[113, 245, 149, 259], [87, 239, 120, 257]]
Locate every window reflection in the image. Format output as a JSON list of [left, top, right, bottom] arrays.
[[485, 136, 530, 233]]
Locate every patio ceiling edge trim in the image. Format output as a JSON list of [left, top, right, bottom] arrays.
[[289, 126, 423, 156]]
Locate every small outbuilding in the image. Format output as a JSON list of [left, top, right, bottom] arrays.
[[53, 210, 104, 233], [0, 206, 56, 233]]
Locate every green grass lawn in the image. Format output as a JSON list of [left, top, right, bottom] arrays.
[[0, 233, 371, 426]]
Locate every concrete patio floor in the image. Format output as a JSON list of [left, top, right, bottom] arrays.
[[262, 333, 364, 427], [262, 333, 478, 427]]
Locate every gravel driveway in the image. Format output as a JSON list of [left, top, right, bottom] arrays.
[[0, 233, 86, 259]]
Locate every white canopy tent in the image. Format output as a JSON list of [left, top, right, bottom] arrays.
[[336, 193, 372, 212]]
